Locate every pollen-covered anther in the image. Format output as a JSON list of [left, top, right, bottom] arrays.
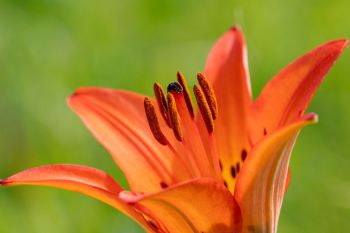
[[193, 85, 214, 133], [153, 83, 171, 128], [197, 72, 218, 120], [144, 97, 167, 145], [176, 71, 195, 118], [167, 93, 183, 141]]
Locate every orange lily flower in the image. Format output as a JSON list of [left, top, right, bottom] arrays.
[[1, 27, 348, 233]]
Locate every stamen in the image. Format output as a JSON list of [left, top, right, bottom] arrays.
[[177, 71, 194, 118], [193, 85, 214, 133], [153, 83, 171, 127], [144, 98, 167, 145], [167, 93, 183, 141], [197, 72, 218, 120]]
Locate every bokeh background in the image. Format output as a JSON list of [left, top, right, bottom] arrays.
[[0, 0, 349, 232]]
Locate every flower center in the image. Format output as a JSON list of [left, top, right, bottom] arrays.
[[144, 72, 217, 144], [143, 72, 227, 188]]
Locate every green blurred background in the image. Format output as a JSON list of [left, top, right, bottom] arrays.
[[0, 0, 349, 232]]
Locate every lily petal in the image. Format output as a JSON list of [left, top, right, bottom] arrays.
[[201, 26, 253, 192], [68, 87, 189, 193], [235, 113, 318, 233], [120, 178, 242, 233], [0, 164, 153, 231], [250, 39, 348, 143]]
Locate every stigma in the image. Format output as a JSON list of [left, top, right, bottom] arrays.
[[167, 82, 183, 93]]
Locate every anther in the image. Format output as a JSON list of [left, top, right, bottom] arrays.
[[144, 98, 167, 145], [193, 85, 214, 133], [167, 93, 183, 141], [177, 72, 194, 118], [197, 72, 218, 120], [153, 83, 171, 127], [167, 81, 183, 93]]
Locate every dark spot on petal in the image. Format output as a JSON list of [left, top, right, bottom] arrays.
[[223, 180, 228, 188], [147, 220, 159, 230], [263, 128, 267, 135], [167, 81, 183, 93], [241, 149, 247, 161], [219, 160, 223, 171], [230, 165, 236, 178], [160, 182, 168, 189], [236, 162, 240, 173]]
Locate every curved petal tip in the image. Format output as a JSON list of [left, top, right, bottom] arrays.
[[66, 87, 92, 106], [229, 25, 241, 31], [335, 39, 349, 48], [304, 112, 318, 123], [324, 39, 349, 57], [227, 25, 244, 36], [329, 39, 349, 55]]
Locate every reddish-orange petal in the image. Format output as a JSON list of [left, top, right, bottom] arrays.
[[200, 26, 253, 192], [284, 168, 291, 193], [120, 178, 242, 233], [68, 87, 189, 193], [250, 39, 348, 144], [235, 113, 318, 233], [0, 164, 155, 232]]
